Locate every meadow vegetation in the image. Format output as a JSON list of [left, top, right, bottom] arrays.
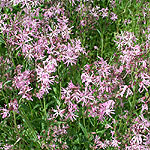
[[0, 0, 150, 149]]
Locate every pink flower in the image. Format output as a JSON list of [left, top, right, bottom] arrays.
[[0, 104, 10, 118], [130, 134, 146, 145], [81, 72, 94, 86], [141, 104, 148, 113], [138, 82, 148, 93], [126, 87, 133, 98], [8, 99, 18, 112], [0, 82, 2, 89], [13, 69, 33, 101], [65, 107, 79, 122], [2, 144, 13, 150], [75, 89, 95, 106], [111, 138, 121, 148], [102, 100, 115, 118], [62, 142, 68, 149], [80, 20, 86, 26], [99, 8, 109, 18], [119, 85, 133, 98], [110, 12, 118, 21], [94, 46, 98, 50], [52, 105, 65, 118]]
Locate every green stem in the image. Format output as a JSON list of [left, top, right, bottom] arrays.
[[43, 97, 47, 120], [60, 81, 61, 100], [1, 90, 8, 105], [58, 64, 62, 101], [131, 67, 136, 110], [13, 111, 19, 135], [101, 35, 104, 58], [97, 28, 104, 58]]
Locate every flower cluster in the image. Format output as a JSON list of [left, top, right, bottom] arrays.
[[125, 115, 150, 150], [13, 66, 33, 100]]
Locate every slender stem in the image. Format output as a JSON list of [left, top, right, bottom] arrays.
[[60, 81, 61, 100], [13, 111, 19, 135], [101, 34, 104, 58], [97, 27, 104, 58], [43, 97, 47, 120], [58, 64, 62, 101], [1, 90, 8, 105], [131, 67, 136, 110]]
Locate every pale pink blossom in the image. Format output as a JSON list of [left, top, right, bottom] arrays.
[[0, 104, 10, 118], [52, 105, 65, 118]]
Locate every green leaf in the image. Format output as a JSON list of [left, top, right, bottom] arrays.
[[133, 85, 136, 92], [145, 92, 149, 98], [52, 95, 60, 106], [3, 80, 12, 87], [96, 129, 107, 135], [88, 117, 94, 127], [128, 96, 132, 108], [79, 122, 88, 138], [0, 36, 5, 44], [33, 104, 41, 110], [53, 87, 57, 94], [73, 137, 80, 144]]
